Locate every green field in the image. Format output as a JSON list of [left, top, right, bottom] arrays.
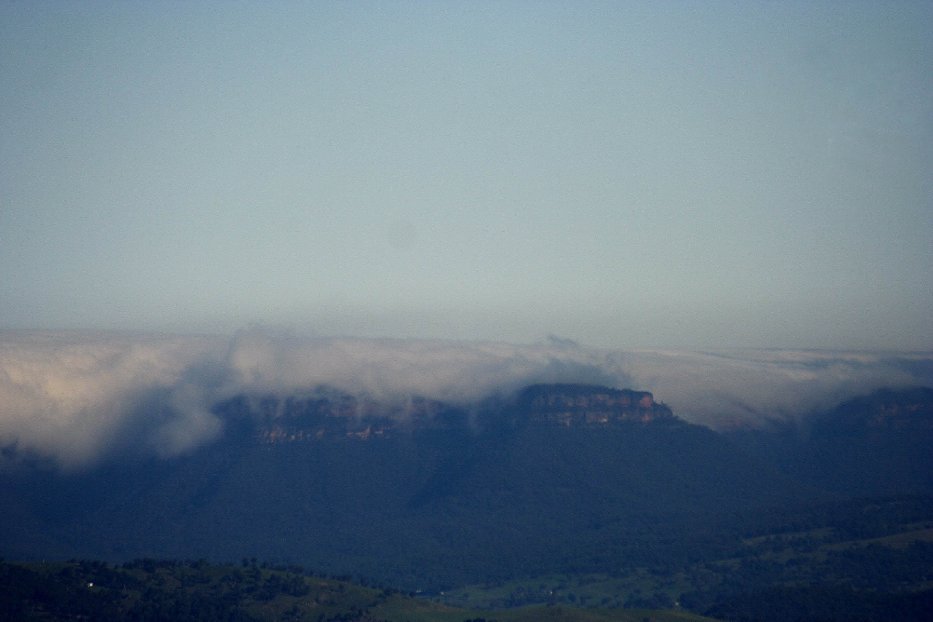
[[437, 510, 933, 614]]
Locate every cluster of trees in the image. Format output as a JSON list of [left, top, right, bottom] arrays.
[[698, 585, 933, 622], [0, 558, 359, 622], [1, 558, 715, 622]]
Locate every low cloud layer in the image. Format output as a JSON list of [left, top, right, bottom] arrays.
[[1, 329, 931, 468], [0, 332, 223, 466]]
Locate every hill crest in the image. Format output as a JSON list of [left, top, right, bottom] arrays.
[[220, 383, 676, 445]]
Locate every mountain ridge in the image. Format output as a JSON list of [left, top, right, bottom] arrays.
[[211, 382, 677, 447], [1, 383, 930, 593], [724, 386, 933, 497]]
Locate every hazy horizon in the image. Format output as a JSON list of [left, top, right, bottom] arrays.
[[2, 2, 931, 351]]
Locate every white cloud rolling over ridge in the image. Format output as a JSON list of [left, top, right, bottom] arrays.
[[1, 330, 930, 469]]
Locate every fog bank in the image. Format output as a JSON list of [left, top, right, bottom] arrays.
[[1, 330, 930, 468]]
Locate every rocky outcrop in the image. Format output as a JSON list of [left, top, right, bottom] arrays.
[[516, 383, 675, 426], [233, 383, 676, 444], [235, 389, 462, 444]]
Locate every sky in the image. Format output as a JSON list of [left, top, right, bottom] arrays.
[[1, 1, 932, 350]]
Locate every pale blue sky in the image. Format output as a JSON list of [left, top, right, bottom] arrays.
[[2, 1, 931, 349]]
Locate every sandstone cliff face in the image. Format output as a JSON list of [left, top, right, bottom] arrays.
[[231, 388, 472, 444], [815, 386, 933, 434], [241, 383, 676, 444], [516, 384, 674, 426]]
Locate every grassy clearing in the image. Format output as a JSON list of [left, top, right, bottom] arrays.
[[440, 518, 933, 611]]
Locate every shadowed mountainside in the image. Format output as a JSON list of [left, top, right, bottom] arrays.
[[2, 383, 931, 621], [725, 386, 933, 496], [1, 383, 807, 589]]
